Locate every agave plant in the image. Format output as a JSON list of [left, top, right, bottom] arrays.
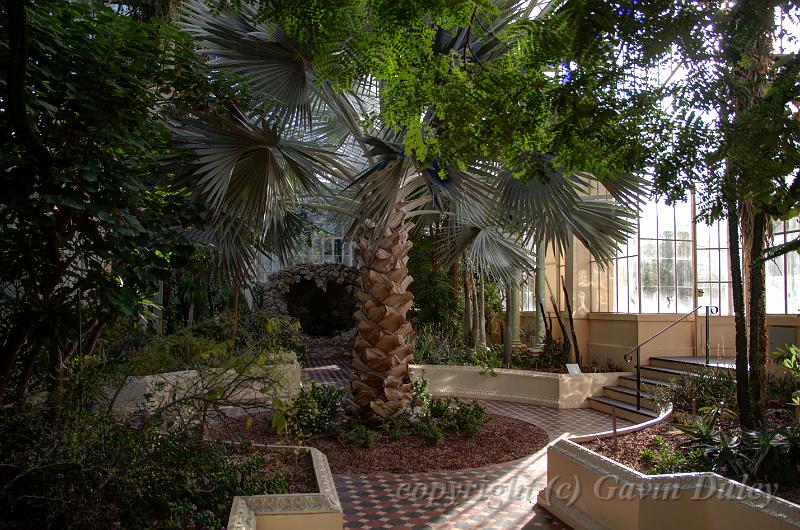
[[172, 0, 645, 422]]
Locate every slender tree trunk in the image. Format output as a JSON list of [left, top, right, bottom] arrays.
[[561, 277, 581, 367], [727, 199, 753, 426], [0, 317, 35, 403], [503, 287, 513, 366], [470, 275, 480, 350], [231, 280, 240, 349], [449, 262, 460, 301], [748, 212, 768, 425], [348, 203, 415, 421], [478, 273, 486, 348], [463, 270, 474, 347], [187, 301, 195, 329]]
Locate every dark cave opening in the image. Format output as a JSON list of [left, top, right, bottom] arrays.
[[285, 279, 357, 337]]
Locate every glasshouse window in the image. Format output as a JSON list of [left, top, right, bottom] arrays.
[[766, 219, 800, 315], [696, 218, 732, 315], [590, 197, 693, 313]]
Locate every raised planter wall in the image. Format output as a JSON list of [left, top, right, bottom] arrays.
[[408, 365, 631, 408], [109, 355, 301, 416], [539, 439, 800, 530], [227, 446, 343, 530]]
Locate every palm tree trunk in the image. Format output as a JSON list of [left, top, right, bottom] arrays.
[[748, 211, 768, 425], [348, 203, 415, 421], [463, 270, 474, 347], [727, 197, 753, 426]]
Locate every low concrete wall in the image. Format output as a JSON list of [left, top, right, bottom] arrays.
[[227, 446, 343, 530], [539, 439, 800, 530], [109, 360, 302, 416], [408, 365, 630, 408]]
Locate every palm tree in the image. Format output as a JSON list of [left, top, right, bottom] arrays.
[[173, 0, 645, 422]]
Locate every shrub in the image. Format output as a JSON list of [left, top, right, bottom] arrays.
[[132, 334, 229, 375], [345, 423, 376, 448], [381, 417, 412, 440], [417, 416, 445, 445], [452, 401, 488, 438], [0, 405, 289, 530], [271, 383, 343, 440], [639, 435, 709, 474], [650, 368, 736, 412]]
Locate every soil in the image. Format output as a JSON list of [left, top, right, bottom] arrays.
[[581, 414, 800, 507], [211, 413, 550, 474], [260, 447, 318, 493]]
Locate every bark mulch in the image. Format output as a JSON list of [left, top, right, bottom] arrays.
[[212, 413, 550, 474], [581, 416, 800, 507]]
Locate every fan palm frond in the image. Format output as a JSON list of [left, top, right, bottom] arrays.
[[179, 0, 313, 128], [170, 107, 350, 230]]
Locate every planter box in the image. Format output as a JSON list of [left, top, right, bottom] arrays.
[[227, 446, 343, 530], [409, 364, 631, 408], [109, 356, 301, 416], [539, 438, 800, 530]]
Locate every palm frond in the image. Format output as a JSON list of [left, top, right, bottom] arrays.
[[170, 107, 349, 229], [179, 0, 313, 128]]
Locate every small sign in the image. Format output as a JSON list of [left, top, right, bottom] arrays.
[[566, 363, 581, 374]]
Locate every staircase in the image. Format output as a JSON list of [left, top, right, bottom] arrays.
[[588, 355, 735, 423]]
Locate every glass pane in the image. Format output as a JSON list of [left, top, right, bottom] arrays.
[[640, 200, 658, 239], [696, 221, 710, 250], [675, 200, 692, 240], [659, 252, 676, 312], [696, 249, 710, 282], [709, 250, 719, 282], [766, 256, 785, 314], [787, 217, 800, 232], [617, 258, 628, 313], [676, 257, 693, 288], [629, 256, 640, 312], [718, 218, 728, 248], [640, 241, 658, 288], [789, 251, 800, 314], [657, 200, 675, 239], [719, 248, 729, 282], [678, 287, 694, 312], [642, 286, 658, 312], [720, 282, 731, 316]]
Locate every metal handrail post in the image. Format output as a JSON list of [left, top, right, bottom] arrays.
[[636, 346, 641, 411], [705, 306, 710, 366]]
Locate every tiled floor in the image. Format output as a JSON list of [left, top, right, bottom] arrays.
[[302, 361, 631, 530]]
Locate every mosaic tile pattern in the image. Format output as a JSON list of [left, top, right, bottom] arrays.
[[301, 362, 633, 529], [303, 357, 351, 387]]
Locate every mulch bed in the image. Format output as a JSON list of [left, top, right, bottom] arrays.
[[211, 413, 550, 474], [581, 415, 800, 506], [581, 419, 687, 473], [260, 447, 318, 493]]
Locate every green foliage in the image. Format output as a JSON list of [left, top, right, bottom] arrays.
[[766, 371, 800, 409], [640, 435, 709, 475], [344, 423, 377, 448], [772, 346, 800, 401], [452, 400, 488, 438], [413, 325, 471, 365], [0, 404, 291, 529], [0, 0, 244, 401], [676, 405, 800, 484], [407, 231, 462, 333], [133, 335, 230, 375], [417, 416, 445, 446], [650, 368, 737, 412], [381, 417, 413, 441], [271, 383, 343, 441]]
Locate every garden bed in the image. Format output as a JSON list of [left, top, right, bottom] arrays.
[[211, 412, 550, 474], [580, 415, 800, 506]]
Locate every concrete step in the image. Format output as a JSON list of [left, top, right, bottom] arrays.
[[618, 374, 671, 391], [637, 364, 693, 382], [587, 396, 658, 423], [603, 385, 657, 409], [650, 356, 735, 373]]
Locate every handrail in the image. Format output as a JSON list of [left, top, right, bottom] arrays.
[[622, 305, 702, 362], [622, 304, 702, 412]]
